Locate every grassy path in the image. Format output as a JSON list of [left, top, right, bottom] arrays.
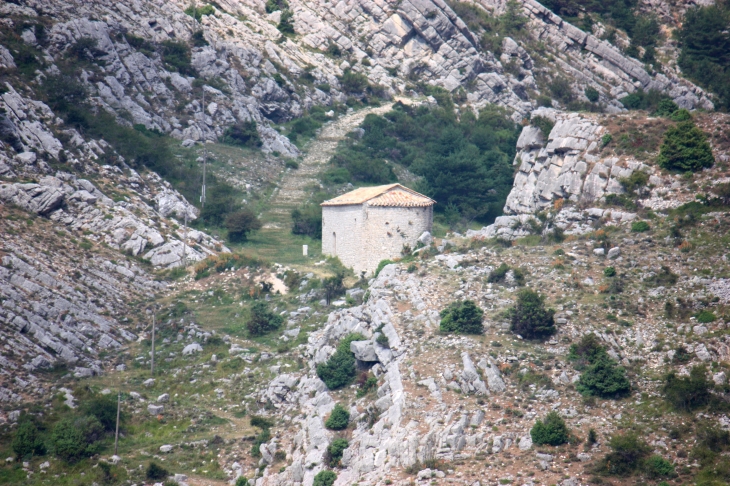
[[241, 103, 395, 268]]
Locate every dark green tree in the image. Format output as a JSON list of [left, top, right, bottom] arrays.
[[325, 404, 350, 430], [225, 208, 262, 243], [530, 411, 569, 446], [507, 289, 556, 340], [325, 438, 349, 467], [439, 300, 484, 334], [577, 355, 631, 398], [662, 365, 712, 411], [316, 334, 364, 390], [677, 3, 730, 110], [313, 470, 337, 486], [246, 301, 284, 336], [657, 121, 715, 172], [12, 420, 45, 459]]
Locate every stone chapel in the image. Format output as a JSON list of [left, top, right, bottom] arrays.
[[321, 183, 435, 275]]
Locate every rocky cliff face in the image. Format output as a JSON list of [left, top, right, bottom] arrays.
[[469, 108, 730, 240]]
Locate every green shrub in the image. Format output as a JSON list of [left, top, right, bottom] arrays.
[[507, 289, 556, 340], [487, 263, 510, 283], [316, 334, 365, 390], [374, 259, 394, 278], [225, 209, 262, 243], [221, 121, 262, 148], [291, 205, 322, 239], [643, 455, 675, 479], [235, 477, 250, 486], [631, 221, 650, 232], [657, 121, 714, 172], [619, 89, 672, 112], [577, 355, 631, 398], [644, 266, 679, 287], [146, 462, 169, 480], [285, 159, 299, 169], [662, 365, 711, 411], [671, 108, 691, 121], [568, 334, 607, 370], [696, 310, 717, 323], [549, 76, 574, 104], [601, 133, 613, 147], [160, 40, 195, 76], [619, 170, 649, 195], [603, 266, 616, 277], [325, 404, 350, 430], [652, 98, 679, 117], [249, 416, 274, 429], [339, 70, 369, 93], [12, 420, 45, 459], [530, 116, 554, 138], [82, 394, 120, 432], [439, 300, 484, 334], [184, 4, 215, 20], [246, 301, 284, 336], [530, 411, 569, 446], [265, 0, 289, 13], [50, 416, 103, 462], [596, 433, 651, 476], [585, 86, 600, 102], [277, 10, 295, 34], [569, 334, 630, 398], [325, 438, 349, 467], [313, 470, 337, 486]]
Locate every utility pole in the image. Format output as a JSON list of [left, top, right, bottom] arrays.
[[182, 210, 188, 267], [201, 88, 207, 207], [151, 310, 156, 376], [114, 391, 121, 455]]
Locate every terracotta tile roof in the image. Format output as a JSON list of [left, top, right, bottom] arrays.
[[321, 183, 435, 207]]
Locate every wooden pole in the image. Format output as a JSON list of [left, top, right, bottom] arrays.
[[151, 311, 156, 376], [114, 391, 121, 455]]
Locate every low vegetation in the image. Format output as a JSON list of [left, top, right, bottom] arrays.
[[507, 289, 556, 340], [316, 334, 365, 390], [530, 411, 569, 446], [325, 404, 350, 430], [439, 300, 484, 334]]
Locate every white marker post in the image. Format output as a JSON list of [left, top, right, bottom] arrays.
[[303, 244, 308, 256]]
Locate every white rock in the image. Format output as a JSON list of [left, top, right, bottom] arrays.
[[159, 444, 173, 453], [182, 343, 203, 355]]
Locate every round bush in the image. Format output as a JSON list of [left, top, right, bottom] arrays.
[[50, 416, 102, 462], [246, 301, 284, 336], [146, 461, 169, 480], [235, 477, 250, 486], [12, 420, 45, 459], [696, 310, 717, 323], [631, 221, 650, 232], [325, 438, 349, 467], [439, 300, 484, 334], [585, 86, 600, 102], [530, 411, 569, 446], [508, 289, 556, 340], [657, 121, 714, 172], [643, 455, 675, 478], [313, 470, 337, 486], [603, 266, 616, 277], [325, 404, 350, 430], [316, 334, 365, 390], [226, 209, 262, 243], [577, 355, 631, 398]]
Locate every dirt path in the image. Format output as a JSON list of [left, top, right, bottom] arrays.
[[260, 103, 395, 230]]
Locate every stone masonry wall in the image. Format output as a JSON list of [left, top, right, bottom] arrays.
[[361, 205, 433, 275], [322, 204, 365, 273], [322, 204, 432, 276]]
